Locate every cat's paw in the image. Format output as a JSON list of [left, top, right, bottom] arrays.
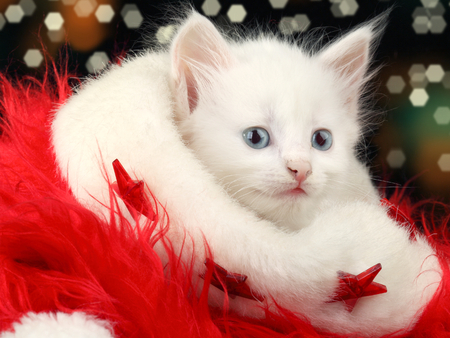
[[224, 200, 441, 337]]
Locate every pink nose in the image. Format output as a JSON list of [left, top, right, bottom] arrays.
[[287, 162, 312, 183]]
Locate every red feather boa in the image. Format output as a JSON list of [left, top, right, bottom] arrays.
[[1, 64, 450, 337]]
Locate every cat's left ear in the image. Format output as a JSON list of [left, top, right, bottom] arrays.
[[171, 12, 235, 115], [318, 15, 386, 106]]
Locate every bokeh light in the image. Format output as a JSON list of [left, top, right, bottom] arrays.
[[269, 0, 289, 9], [19, 0, 36, 16], [386, 75, 406, 94], [86, 51, 110, 74], [409, 89, 429, 107], [74, 0, 97, 18], [156, 25, 176, 44], [202, 0, 221, 16], [95, 5, 115, 23], [23, 49, 43, 68], [5, 5, 25, 23], [438, 154, 450, 172], [227, 4, 246, 23], [433, 107, 450, 125], [426, 64, 445, 83], [121, 4, 143, 29], [45, 12, 64, 31]]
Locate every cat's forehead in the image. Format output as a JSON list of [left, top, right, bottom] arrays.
[[228, 39, 341, 98], [221, 39, 344, 124]]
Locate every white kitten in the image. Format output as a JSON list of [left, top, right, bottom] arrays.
[[51, 12, 441, 336], [175, 15, 380, 230]]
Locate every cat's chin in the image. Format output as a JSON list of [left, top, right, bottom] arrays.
[[282, 187, 307, 197]]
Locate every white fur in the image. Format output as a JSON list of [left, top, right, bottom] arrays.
[[51, 12, 442, 336], [1, 312, 113, 338], [175, 15, 379, 230]]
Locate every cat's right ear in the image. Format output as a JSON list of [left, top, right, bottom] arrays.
[[317, 13, 387, 108], [170, 12, 235, 115]]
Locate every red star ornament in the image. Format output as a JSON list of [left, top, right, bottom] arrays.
[[328, 263, 387, 312], [112, 159, 156, 221], [201, 259, 265, 302]]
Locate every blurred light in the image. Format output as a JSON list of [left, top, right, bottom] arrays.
[[62, 0, 77, 5], [412, 7, 427, 18], [293, 14, 310, 32], [156, 25, 175, 44], [409, 88, 429, 107], [19, 0, 36, 16], [47, 28, 65, 43], [421, 0, 439, 7], [386, 148, 406, 168], [433, 107, 450, 125], [279, 17, 296, 34], [426, 64, 445, 83], [442, 72, 450, 89], [23, 49, 43, 68], [330, 3, 344, 18], [121, 4, 143, 29], [44, 12, 64, 31], [409, 64, 428, 88], [412, 15, 429, 34], [331, 0, 358, 17], [227, 4, 246, 23], [0, 14, 5, 31], [279, 14, 310, 34], [202, 0, 221, 16], [438, 154, 450, 172], [340, 0, 358, 16], [429, 16, 446, 34], [428, 2, 445, 15], [269, 0, 289, 9], [5, 5, 25, 23], [74, 0, 97, 18], [86, 51, 109, 74], [386, 75, 406, 94], [95, 4, 114, 23], [412, 4, 446, 34]]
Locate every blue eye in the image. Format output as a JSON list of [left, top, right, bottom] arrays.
[[312, 130, 332, 151], [243, 127, 270, 149]]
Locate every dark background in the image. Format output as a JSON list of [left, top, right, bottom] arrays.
[[1, 0, 449, 202]]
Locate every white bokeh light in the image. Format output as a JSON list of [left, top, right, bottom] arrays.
[[5, 5, 25, 23], [386, 75, 406, 94], [227, 4, 246, 23], [201, 0, 221, 16], [409, 88, 429, 107], [86, 51, 110, 74], [121, 4, 144, 29], [438, 154, 450, 172], [44, 12, 64, 31], [386, 149, 406, 169], [95, 4, 115, 23], [433, 107, 450, 125], [24, 49, 44, 68]]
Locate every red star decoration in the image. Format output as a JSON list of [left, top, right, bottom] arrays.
[[201, 259, 265, 302], [112, 159, 156, 221], [328, 263, 387, 312]]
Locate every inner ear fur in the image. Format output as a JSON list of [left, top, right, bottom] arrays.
[[171, 12, 235, 114], [318, 14, 386, 101]]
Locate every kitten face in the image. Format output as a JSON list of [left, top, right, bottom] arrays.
[[179, 40, 362, 215]]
